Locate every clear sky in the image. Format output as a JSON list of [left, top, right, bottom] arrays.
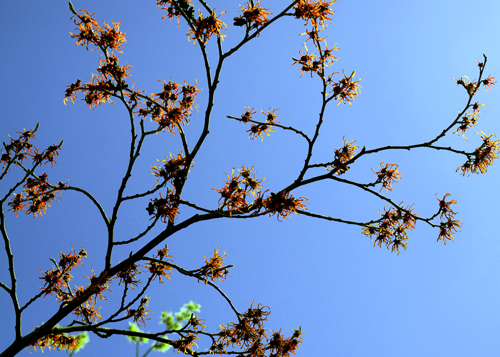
[[1, 1, 500, 356]]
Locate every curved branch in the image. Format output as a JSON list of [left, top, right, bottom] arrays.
[[113, 217, 160, 245], [64, 185, 109, 226]]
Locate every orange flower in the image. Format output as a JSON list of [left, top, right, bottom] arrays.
[[31, 332, 81, 353], [9, 174, 66, 217], [0, 128, 41, 170], [436, 193, 457, 220], [187, 312, 206, 332], [125, 296, 152, 327], [435, 193, 462, 245], [70, 10, 126, 53], [171, 334, 199, 354], [144, 260, 172, 284], [73, 297, 102, 324], [84, 268, 111, 301], [456, 132, 500, 176], [156, 246, 172, 261], [146, 190, 180, 223], [327, 136, 358, 175], [482, 74, 496, 91], [293, 0, 336, 26], [437, 219, 462, 245], [247, 108, 280, 140], [213, 166, 265, 213], [326, 70, 362, 105], [240, 107, 257, 123], [187, 9, 228, 44], [261, 191, 308, 220], [364, 203, 417, 254], [401, 204, 417, 230], [141, 79, 201, 133], [69, 9, 99, 50], [372, 230, 391, 249], [455, 76, 479, 96], [98, 20, 126, 53], [198, 247, 230, 283], [64, 79, 82, 105], [452, 110, 480, 140], [39, 268, 70, 299], [157, 0, 195, 25], [292, 47, 321, 78], [300, 27, 326, 43], [117, 263, 141, 289], [233, 1, 272, 29], [372, 162, 402, 192], [97, 55, 132, 82], [239, 166, 265, 192], [151, 151, 193, 186], [388, 237, 407, 254]]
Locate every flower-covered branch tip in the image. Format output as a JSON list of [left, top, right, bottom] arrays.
[[233, 1, 272, 29], [362, 203, 417, 254], [456, 131, 500, 176], [157, 0, 195, 25], [436, 193, 462, 245], [187, 9, 228, 44], [246, 108, 280, 141], [293, 0, 336, 26], [70, 9, 126, 53]]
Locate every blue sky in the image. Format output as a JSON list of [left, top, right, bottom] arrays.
[[1, 1, 500, 356]]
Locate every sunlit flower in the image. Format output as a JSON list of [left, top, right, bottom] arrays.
[[198, 247, 230, 283], [456, 132, 500, 175], [146, 190, 180, 223], [151, 151, 193, 186], [261, 191, 308, 220], [292, 47, 321, 78], [437, 219, 462, 245], [482, 74, 496, 92], [327, 136, 358, 175], [213, 166, 265, 214], [326, 70, 362, 105], [452, 110, 480, 140], [372, 162, 402, 192], [70, 10, 126, 53], [240, 107, 256, 123], [293, 0, 336, 26], [233, 1, 272, 29], [247, 108, 280, 140], [455, 76, 479, 96], [364, 203, 417, 254], [187, 9, 228, 44]]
